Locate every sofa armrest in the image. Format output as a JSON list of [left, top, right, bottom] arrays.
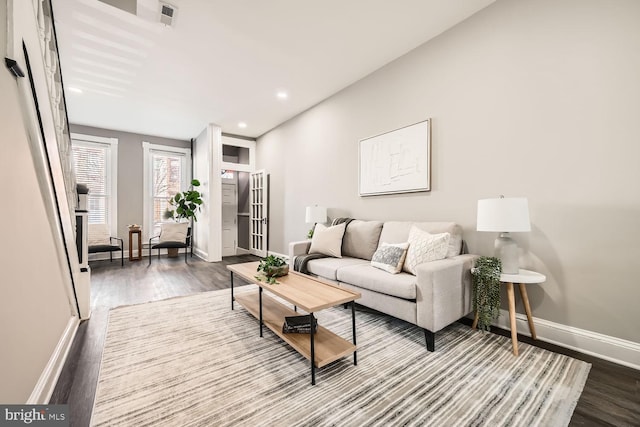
[[288, 240, 312, 268], [414, 254, 479, 332]]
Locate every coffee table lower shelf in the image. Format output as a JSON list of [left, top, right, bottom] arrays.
[[234, 291, 356, 368]]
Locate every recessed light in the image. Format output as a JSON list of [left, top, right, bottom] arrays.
[[276, 91, 288, 99], [238, 122, 247, 129], [68, 87, 83, 94]]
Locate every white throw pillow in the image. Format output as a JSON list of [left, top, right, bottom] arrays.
[[371, 242, 409, 274], [88, 223, 111, 246], [159, 222, 189, 243], [403, 226, 450, 275], [308, 222, 346, 258]]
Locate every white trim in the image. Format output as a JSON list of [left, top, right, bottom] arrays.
[[27, 317, 80, 404], [267, 251, 289, 262], [193, 247, 208, 260], [71, 133, 119, 237], [221, 161, 253, 173], [70, 133, 118, 146], [142, 141, 191, 156], [221, 136, 256, 171], [492, 309, 640, 371], [142, 141, 192, 241], [235, 247, 250, 255]]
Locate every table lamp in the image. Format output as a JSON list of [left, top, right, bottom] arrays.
[[477, 196, 531, 274], [305, 205, 326, 238], [305, 205, 327, 225]]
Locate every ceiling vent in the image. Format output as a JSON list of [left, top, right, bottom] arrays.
[[159, 2, 177, 26]]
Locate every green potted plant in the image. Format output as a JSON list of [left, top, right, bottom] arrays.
[[164, 179, 203, 257], [256, 255, 289, 284], [472, 256, 502, 332], [166, 179, 204, 222]]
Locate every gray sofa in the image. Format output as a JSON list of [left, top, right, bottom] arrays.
[[289, 220, 476, 351]]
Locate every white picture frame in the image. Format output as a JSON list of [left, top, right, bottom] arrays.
[[359, 119, 431, 196]]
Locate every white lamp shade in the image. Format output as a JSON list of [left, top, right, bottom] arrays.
[[305, 206, 327, 224], [477, 197, 531, 232]]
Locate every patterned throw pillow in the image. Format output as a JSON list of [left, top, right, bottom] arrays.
[[403, 226, 451, 275], [371, 242, 409, 274]]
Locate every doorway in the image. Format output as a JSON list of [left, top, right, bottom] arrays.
[[221, 182, 237, 256]]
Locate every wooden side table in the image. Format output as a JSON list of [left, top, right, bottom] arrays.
[[473, 269, 546, 356], [129, 228, 142, 261]]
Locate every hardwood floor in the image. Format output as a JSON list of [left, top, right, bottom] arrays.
[[50, 256, 640, 427], [49, 254, 259, 427]]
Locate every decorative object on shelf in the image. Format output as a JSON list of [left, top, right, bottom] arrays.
[[471, 257, 502, 332], [256, 255, 289, 284], [305, 205, 327, 238], [282, 315, 318, 334], [477, 196, 531, 274], [166, 179, 204, 222], [128, 224, 141, 231], [359, 119, 431, 196]]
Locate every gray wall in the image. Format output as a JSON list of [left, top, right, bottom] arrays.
[[257, 0, 640, 343], [70, 124, 191, 249]]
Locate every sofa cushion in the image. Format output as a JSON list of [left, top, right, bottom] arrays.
[[403, 227, 450, 274], [309, 222, 346, 258], [371, 242, 409, 274], [337, 264, 417, 300], [306, 257, 369, 281], [342, 220, 383, 260], [378, 221, 463, 258]]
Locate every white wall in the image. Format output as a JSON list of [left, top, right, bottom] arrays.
[[0, 0, 76, 402], [193, 124, 223, 261], [257, 0, 640, 344]]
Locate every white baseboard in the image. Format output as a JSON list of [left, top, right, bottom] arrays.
[[28, 316, 79, 404], [193, 247, 208, 260], [267, 250, 289, 261], [492, 309, 640, 370]]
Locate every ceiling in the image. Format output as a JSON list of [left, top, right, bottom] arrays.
[[53, 0, 495, 140]]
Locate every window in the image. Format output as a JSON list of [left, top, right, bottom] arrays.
[[71, 134, 118, 239], [143, 142, 191, 239]]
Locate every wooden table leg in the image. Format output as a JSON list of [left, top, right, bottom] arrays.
[[519, 283, 537, 340], [506, 282, 518, 356], [472, 312, 479, 329], [128, 232, 133, 261]]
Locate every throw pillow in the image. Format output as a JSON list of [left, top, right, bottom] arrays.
[[342, 220, 384, 260], [403, 226, 450, 275], [159, 222, 189, 243], [308, 222, 346, 258], [371, 242, 409, 274], [88, 223, 111, 246]]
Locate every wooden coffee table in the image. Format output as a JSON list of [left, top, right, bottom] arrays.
[[227, 262, 361, 385]]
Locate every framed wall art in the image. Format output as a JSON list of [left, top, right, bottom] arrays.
[[359, 119, 431, 196]]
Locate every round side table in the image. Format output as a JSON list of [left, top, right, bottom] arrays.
[[473, 269, 546, 356]]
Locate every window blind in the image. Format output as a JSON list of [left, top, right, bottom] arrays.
[[72, 143, 110, 226]]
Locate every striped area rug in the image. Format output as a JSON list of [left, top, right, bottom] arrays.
[[90, 286, 590, 426]]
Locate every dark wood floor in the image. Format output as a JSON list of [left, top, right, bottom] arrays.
[[50, 255, 640, 427]]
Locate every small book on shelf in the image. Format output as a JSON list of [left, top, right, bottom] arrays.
[[282, 315, 317, 334]]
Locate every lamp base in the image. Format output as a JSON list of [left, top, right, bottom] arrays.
[[495, 232, 520, 274]]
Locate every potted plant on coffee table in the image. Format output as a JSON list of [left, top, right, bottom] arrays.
[[256, 255, 289, 284]]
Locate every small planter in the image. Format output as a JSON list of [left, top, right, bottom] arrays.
[[167, 247, 179, 258], [265, 265, 289, 277]]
